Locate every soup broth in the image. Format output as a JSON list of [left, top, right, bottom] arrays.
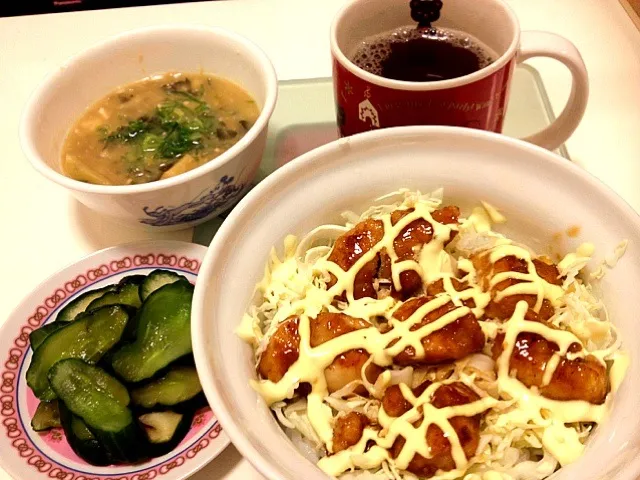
[[61, 72, 260, 185]]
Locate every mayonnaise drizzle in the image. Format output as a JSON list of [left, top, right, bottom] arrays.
[[318, 379, 501, 476], [245, 194, 627, 479]]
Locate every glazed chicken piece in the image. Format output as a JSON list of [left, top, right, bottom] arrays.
[[379, 206, 461, 298], [492, 332, 608, 404], [390, 297, 484, 366], [472, 254, 563, 322], [384, 382, 482, 478], [382, 381, 432, 416], [389, 205, 459, 250], [426, 277, 477, 308], [331, 381, 431, 456], [310, 313, 382, 393], [332, 412, 370, 453], [257, 316, 300, 383], [327, 206, 460, 301], [309, 312, 371, 345], [257, 313, 382, 393], [327, 219, 385, 300]]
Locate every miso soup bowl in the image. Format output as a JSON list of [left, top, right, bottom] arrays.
[[192, 127, 640, 480], [20, 25, 277, 230]]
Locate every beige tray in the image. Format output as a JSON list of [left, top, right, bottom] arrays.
[[193, 64, 568, 244]]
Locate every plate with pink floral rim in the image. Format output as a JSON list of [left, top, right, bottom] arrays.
[[0, 240, 229, 480]]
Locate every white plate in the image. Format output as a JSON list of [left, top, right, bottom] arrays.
[[0, 240, 229, 480]]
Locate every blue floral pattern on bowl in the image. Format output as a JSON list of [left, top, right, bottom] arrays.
[[140, 175, 245, 226]]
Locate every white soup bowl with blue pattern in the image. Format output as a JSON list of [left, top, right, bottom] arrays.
[[20, 25, 278, 230]]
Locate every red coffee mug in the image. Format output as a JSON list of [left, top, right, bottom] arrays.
[[330, 0, 588, 151]]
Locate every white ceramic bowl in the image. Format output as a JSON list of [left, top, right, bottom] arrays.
[[192, 126, 640, 480], [20, 25, 277, 230]]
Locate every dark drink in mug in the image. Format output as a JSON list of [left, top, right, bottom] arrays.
[[330, 0, 589, 151], [352, 26, 496, 82]]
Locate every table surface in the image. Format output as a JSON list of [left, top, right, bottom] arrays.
[[1, 0, 639, 479]]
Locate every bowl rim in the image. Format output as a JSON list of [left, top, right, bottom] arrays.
[[19, 24, 278, 195], [191, 125, 640, 480]]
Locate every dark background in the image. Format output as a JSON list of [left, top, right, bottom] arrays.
[[1, 0, 213, 17]]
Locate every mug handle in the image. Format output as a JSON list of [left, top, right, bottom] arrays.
[[516, 31, 589, 152]]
